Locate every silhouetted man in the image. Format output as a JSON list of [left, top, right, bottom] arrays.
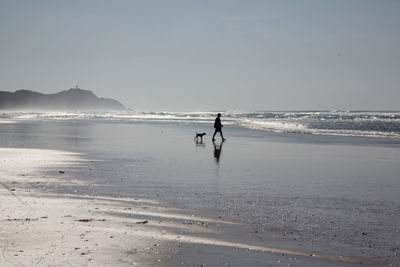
[[212, 113, 226, 141]]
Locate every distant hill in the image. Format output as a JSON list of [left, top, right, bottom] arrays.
[[0, 88, 126, 111]]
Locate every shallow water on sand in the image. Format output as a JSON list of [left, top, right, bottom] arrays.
[[1, 120, 399, 265]]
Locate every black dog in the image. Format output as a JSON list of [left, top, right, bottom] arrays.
[[194, 132, 206, 141]]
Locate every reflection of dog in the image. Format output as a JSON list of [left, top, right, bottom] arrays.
[[194, 132, 206, 141]]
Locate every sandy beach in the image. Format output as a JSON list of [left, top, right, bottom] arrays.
[[1, 119, 399, 266]]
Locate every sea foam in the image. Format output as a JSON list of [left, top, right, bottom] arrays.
[[1, 111, 400, 138]]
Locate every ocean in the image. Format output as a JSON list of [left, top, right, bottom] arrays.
[[2, 110, 400, 138]]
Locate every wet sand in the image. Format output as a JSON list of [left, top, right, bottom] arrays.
[[1, 120, 399, 266], [0, 148, 382, 267]]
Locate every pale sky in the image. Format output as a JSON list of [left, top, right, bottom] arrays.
[[1, 0, 399, 111]]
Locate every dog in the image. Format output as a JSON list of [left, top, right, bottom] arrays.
[[194, 132, 206, 141]]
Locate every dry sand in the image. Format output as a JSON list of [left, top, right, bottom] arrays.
[[0, 148, 381, 266]]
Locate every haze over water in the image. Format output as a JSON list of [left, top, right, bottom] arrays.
[[1, 1, 400, 110]]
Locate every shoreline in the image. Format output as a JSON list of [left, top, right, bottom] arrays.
[[1, 109, 400, 140]]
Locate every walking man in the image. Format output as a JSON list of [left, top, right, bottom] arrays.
[[212, 113, 226, 141]]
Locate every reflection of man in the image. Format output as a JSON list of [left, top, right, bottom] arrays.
[[213, 140, 224, 164], [212, 113, 226, 141]]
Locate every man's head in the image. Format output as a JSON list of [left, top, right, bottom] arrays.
[[217, 113, 221, 117]]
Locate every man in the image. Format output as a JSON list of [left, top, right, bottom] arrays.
[[212, 113, 226, 141]]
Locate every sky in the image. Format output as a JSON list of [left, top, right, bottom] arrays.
[[0, 0, 399, 111]]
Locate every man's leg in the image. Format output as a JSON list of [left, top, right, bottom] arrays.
[[212, 130, 217, 140], [220, 131, 225, 140]]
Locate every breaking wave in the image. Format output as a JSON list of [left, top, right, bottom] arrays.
[[1, 110, 400, 138]]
